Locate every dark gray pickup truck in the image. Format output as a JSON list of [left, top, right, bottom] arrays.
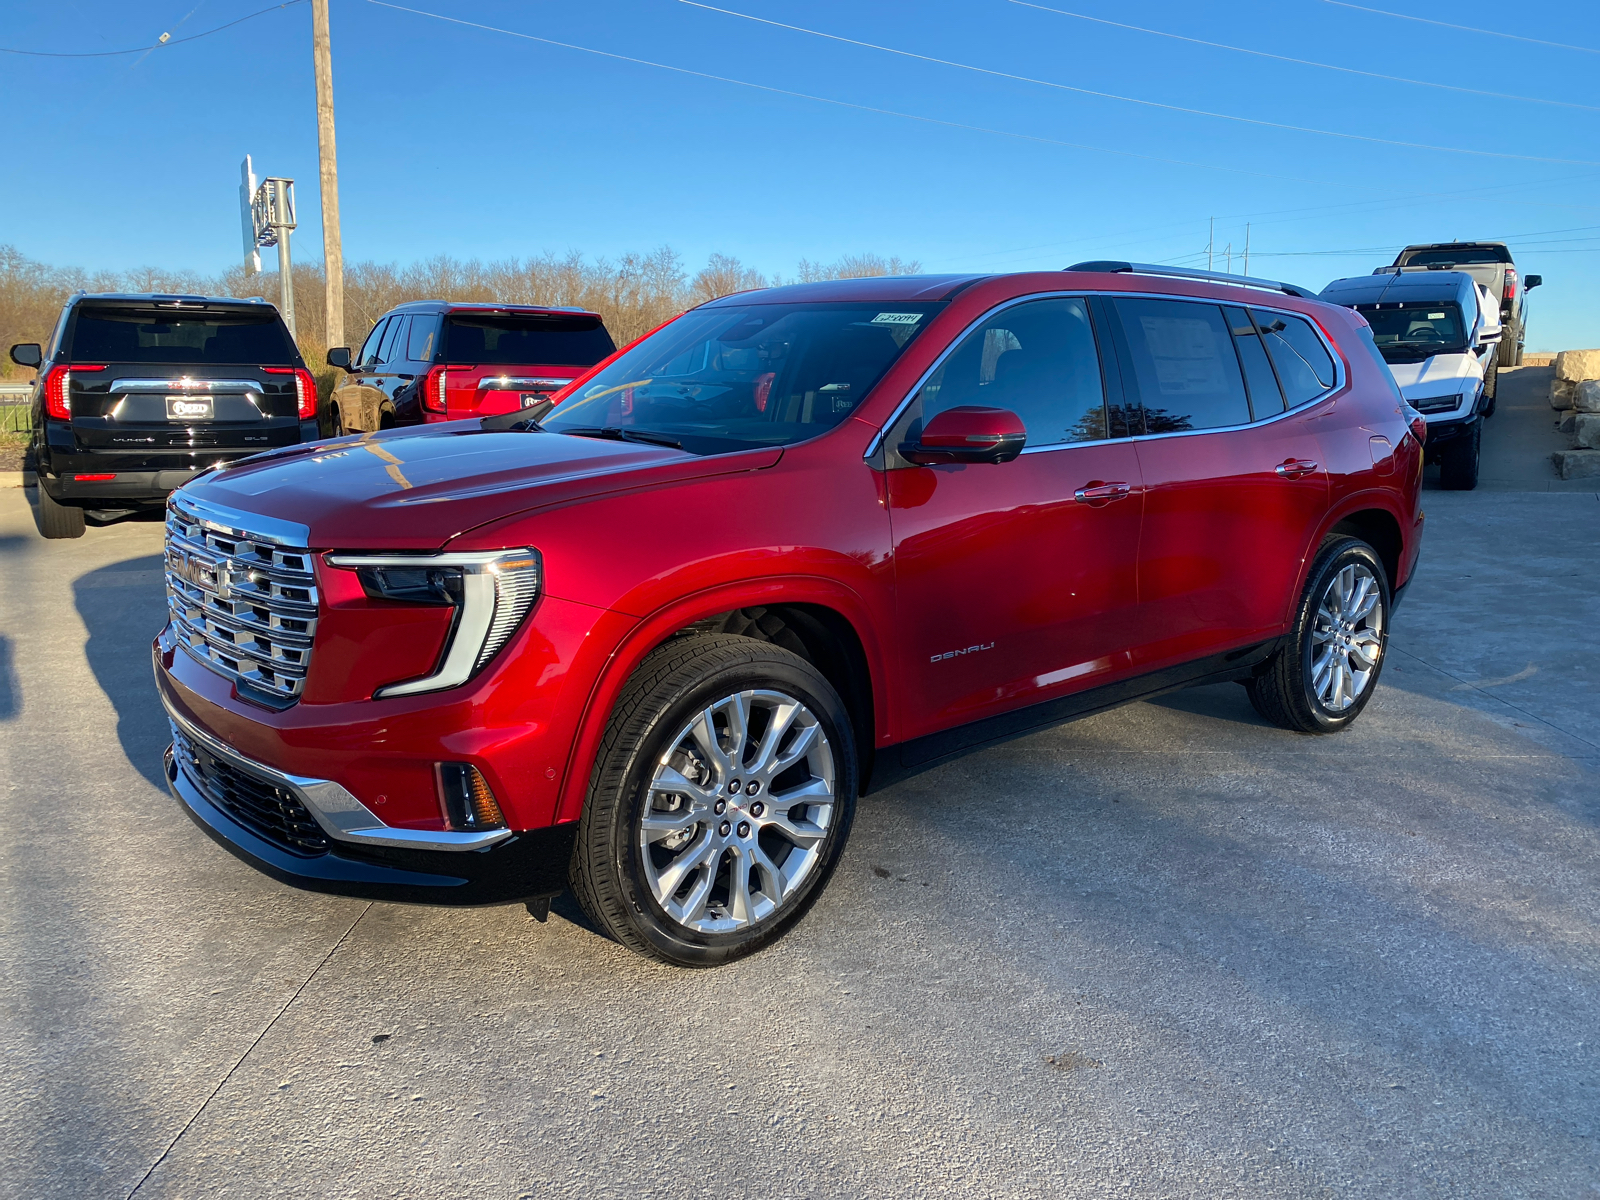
[[1387, 242, 1542, 366]]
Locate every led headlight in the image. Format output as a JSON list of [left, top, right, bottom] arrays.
[[327, 548, 542, 697], [1411, 392, 1466, 414]]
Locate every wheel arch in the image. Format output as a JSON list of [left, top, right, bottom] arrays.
[[1325, 504, 1405, 592], [555, 579, 889, 823]]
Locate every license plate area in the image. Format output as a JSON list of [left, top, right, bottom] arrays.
[[166, 395, 214, 421], [519, 392, 549, 409]]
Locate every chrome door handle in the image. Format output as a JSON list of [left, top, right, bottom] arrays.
[[1275, 459, 1320, 480], [1074, 481, 1132, 505]]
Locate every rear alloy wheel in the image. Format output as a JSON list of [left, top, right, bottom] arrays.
[[570, 634, 857, 966], [1439, 421, 1481, 490], [35, 483, 86, 539], [1246, 537, 1389, 733]]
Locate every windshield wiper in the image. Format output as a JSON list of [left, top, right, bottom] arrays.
[[559, 425, 684, 449]]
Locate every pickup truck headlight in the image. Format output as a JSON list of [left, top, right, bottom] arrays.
[[1411, 392, 1466, 414], [327, 548, 542, 698]]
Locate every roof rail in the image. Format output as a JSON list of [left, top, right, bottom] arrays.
[[1065, 260, 1316, 300]]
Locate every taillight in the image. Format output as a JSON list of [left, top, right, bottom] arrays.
[[263, 366, 319, 420], [43, 364, 104, 419], [422, 365, 448, 414], [1503, 268, 1517, 303]]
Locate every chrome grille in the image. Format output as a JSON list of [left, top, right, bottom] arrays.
[[164, 499, 318, 705]]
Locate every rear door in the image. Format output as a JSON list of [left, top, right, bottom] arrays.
[[1106, 296, 1331, 670], [885, 294, 1145, 739]]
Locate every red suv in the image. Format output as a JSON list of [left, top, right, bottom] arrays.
[[155, 264, 1424, 966], [323, 302, 615, 433]]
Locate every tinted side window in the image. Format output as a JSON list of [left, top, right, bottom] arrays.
[[1224, 306, 1284, 419], [1254, 310, 1336, 407], [377, 315, 408, 365], [918, 297, 1107, 447], [357, 318, 390, 367], [1113, 298, 1250, 433], [407, 314, 441, 363]]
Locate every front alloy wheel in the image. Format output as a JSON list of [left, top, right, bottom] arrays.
[[571, 633, 857, 966], [641, 688, 836, 933]]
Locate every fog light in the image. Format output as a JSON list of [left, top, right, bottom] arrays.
[[436, 762, 506, 831]]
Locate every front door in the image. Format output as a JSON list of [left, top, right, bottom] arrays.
[[885, 295, 1145, 740]]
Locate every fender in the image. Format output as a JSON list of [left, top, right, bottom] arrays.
[[1286, 486, 1413, 623], [553, 574, 891, 824]]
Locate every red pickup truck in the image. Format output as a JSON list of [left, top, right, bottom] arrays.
[[156, 265, 1424, 967]]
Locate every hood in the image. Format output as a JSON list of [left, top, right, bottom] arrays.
[[183, 422, 780, 549], [1388, 351, 1481, 394]]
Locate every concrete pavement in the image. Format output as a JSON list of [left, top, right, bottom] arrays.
[[1, 387, 1596, 1197]]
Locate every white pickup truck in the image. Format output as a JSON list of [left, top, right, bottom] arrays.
[[1321, 269, 1502, 490]]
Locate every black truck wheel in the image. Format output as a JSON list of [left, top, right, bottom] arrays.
[[1438, 422, 1482, 490], [570, 634, 858, 967], [35, 482, 87, 539]]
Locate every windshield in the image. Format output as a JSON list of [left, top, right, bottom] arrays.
[[1354, 302, 1467, 361], [541, 301, 944, 454], [444, 313, 615, 366], [68, 306, 295, 364], [1400, 248, 1508, 267]]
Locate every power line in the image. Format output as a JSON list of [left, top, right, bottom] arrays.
[[0, 0, 306, 58], [674, 1, 1600, 166], [364, 0, 1392, 191], [1317, 0, 1600, 54], [1008, 0, 1599, 111]]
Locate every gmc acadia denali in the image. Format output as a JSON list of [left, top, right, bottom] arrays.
[[10, 293, 319, 539], [154, 265, 1426, 967]]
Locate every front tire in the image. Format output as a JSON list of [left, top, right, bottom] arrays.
[[1246, 537, 1390, 734], [35, 483, 86, 539], [1438, 421, 1481, 490], [570, 634, 858, 967]]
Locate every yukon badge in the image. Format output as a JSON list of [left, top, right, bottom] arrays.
[[931, 642, 995, 664]]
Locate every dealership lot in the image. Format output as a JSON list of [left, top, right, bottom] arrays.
[[2, 368, 1596, 1198]]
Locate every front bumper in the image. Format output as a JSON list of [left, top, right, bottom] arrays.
[[161, 687, 577, 906]]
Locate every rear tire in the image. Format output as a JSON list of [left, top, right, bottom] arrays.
[[1502, 318, 1522, 367], [570, 633, 858, 967], [327, 404, 345, 438], [1438, 421, 1481, 490], [1246, 536, 1390, 734], [35, 483, 86, 539]]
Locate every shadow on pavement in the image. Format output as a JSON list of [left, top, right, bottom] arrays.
[[73, 553, 170, 790], [0, 635, 17, 720]]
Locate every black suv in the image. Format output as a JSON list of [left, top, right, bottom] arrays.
[[9, 293, 319, 539]]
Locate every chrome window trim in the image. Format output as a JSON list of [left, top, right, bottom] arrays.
[[169, 491, 311, 547], [477, 376, 572, 391], [161, 692, 512, 851], [863, 289, 1345, 461]]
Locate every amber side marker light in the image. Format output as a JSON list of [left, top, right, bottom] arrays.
[[436, 762, 507, 831]]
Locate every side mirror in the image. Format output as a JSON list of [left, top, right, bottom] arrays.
[[325, 346, 352, 371], [1477, 328, 1502, 347], [899, 405, 1026, 465], [9, 343, 42, 369], [1524, 274, 1542, 290]]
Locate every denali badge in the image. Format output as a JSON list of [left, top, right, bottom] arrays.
[[931, 642, 995, 664]]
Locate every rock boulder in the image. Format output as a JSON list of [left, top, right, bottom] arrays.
[[1555, 349, 1600, 381], [1551, 449, 1600, 479]]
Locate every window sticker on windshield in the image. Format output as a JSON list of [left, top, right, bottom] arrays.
[[871, 312, 923, 326], [1428, 312, 1446, 320]]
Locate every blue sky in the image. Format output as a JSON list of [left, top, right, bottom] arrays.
[[5, 0, 1597, 348]]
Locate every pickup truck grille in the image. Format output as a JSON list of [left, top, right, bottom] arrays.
[[171, 725, 329, 855], [164, 502, 318, 706]]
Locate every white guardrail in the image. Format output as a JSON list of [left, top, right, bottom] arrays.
[[1, 381, 33, 435]]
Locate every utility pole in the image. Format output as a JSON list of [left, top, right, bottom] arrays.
[[1207, 217, 1214, 271], [312, 0, 344, 352], [1224, 242, 1232, 275], [1243, 223, 1251, 276], [253, 178, 298, 338]]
